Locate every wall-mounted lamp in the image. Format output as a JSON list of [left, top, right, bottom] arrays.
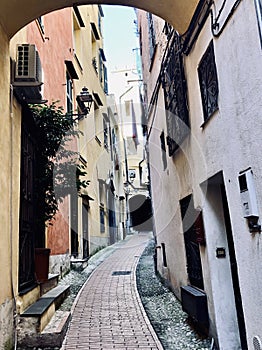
[[76, 87, 93, 117]]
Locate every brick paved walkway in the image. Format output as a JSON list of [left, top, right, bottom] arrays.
[[62, 233, 163, 350]]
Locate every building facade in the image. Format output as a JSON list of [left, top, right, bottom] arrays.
[[137, 2, 262, 349], [0, 1, 261, 349], [4, 5, 114, 348]]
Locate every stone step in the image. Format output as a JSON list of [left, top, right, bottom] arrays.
[[17, 311, 71, 349], [17, 284, 70, 347], [40, 273, 59, 296]]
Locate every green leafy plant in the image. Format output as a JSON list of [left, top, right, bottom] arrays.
[[30, 102, 90, 228]]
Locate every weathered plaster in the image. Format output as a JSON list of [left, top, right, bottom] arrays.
[[0, 299, 15, 350], [49, 254, 71, 277]]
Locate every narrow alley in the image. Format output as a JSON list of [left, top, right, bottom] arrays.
[[57, 233, 212, 350], [61, 233, 163, 350], [0, 1, 261, 350]]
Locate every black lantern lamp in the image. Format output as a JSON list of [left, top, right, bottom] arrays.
[[76, 87, 93, 117]]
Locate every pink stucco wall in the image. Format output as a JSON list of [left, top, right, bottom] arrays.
[[27, 9, 74, 255]]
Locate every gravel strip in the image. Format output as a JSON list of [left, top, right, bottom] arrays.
[[136, 238, 212, 350]]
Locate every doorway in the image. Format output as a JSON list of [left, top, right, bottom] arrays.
[[19, 108, 37, 291], [82, 201, 89, 259], [220, 183, 248, 349], [203, 172, 247, 349], [180, 194, 204, 290]]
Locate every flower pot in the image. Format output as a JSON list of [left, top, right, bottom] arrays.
[[35, 248, 51, 282]]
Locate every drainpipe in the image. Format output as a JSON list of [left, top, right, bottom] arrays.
[[119, 87, 134, 234], [10, 84, 18, 350]]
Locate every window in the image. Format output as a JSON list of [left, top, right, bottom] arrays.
[[100, 206, 105, 233], [161, 243, 168, 267], [160, 131, 167, 170], [255, 0, 262, 47], [147, 13, 156, 60], [198, 41, 219, 123], [37, 17, 44, 34], [125, 100, 131, 116], [94, 102, 101, 144], [103, 65, 108, 94], [66, 72, 73, 113], [162, 32, 189, 156], [73, 14, 82, 65], [103, 114, 109, 150], [98, 5, 104, 34]]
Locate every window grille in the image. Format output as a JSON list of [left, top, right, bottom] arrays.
[[198, 41, 219, 122], [162, 32, 189, 156], [147, 13, 156, 60], [100, 206, 105, 233], [66, 72, 73, 113], [103, 117, 108, 150]]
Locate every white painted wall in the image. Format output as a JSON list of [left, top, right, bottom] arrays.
[[138, 0, 262, 348]]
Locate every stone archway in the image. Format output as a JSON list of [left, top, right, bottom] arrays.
[[1, 0, 199, 39]]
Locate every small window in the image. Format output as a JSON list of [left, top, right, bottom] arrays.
[[100, 206, 105, 233], [161, 243, 167, 267], [125, 100, 131, 116], [254, 0, 262, 47], [37, 17, 44, 34], [198, 41, 219, 123], [160, 131, 167, 170], [103, 115, 109, 150], [147, 13, 156, 61], [66, 72, 73, 113]]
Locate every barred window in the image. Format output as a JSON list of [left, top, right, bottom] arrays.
[[100, 206, 105, 233], [147, 13, 156, 60], [162, 32, 189, 156], [198, 41, 219, 123]]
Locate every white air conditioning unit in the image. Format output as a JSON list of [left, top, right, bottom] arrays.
[[14, 44, 43, 86]]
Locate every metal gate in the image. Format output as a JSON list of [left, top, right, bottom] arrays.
[[19, 111, 37, 291]]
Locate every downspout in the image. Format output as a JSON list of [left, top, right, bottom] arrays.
[[119, 86, 134, 234], [10, 83, 18, 350]]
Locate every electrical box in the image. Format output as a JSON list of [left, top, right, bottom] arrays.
[[238, 169, 259, 218]]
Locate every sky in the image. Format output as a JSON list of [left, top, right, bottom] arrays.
[[102, 5, 139, 74]]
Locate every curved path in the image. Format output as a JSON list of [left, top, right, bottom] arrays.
[[62, 233, 163, 350]]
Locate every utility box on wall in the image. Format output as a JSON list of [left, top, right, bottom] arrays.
[[238, 169, 259, 218]]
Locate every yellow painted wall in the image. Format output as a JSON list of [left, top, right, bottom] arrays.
[[0, 23, 27, 349], [72, 5, 110, 253], [0, 21, 12, 305]]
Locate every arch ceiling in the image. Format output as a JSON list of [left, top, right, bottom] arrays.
[[1, 0, 199, 39]]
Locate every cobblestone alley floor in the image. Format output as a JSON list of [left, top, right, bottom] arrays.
[[57, 232, 212, 349]]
